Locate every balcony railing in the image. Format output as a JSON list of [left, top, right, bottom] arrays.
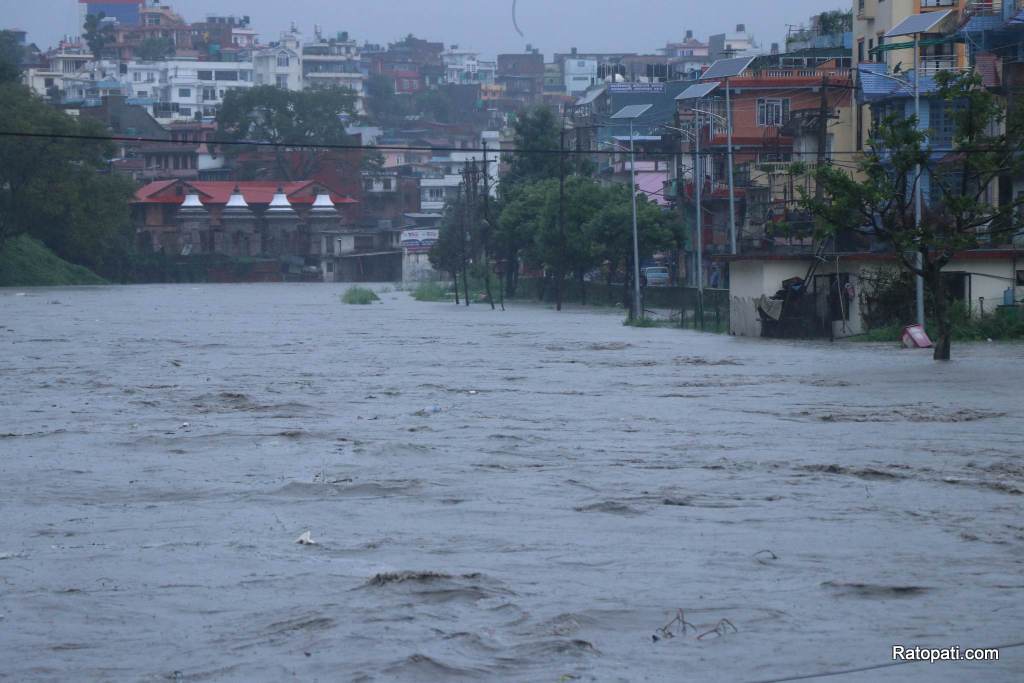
[[918, 58, 965, 75], [965, 0, 1001, 14]]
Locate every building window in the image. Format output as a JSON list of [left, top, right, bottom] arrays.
[[133, 72, 141, 82], [202, 86, 216, 101], [215, 71, 238, 81], [179, 107, 192, 117], [1016, 270, 1024, 286], [136, 90, 147, 98], [197, 70, 213, 81], [757, 98, 790, 127], [277, 53, 290, 67], [382, 179, 392, 191], [276, 74, 289, 88], [178, 88, 191, 98], [326, 261, 334, 273]]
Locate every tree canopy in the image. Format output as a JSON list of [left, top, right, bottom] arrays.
[[216, 85, 356, 180], [136, 37, 175, 61], [83, 13, 116, 59], [0, 31, 24, 85], [0, 83, 134, 276]]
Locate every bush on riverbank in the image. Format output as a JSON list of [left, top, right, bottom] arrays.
[[341, 287, 380, 305], [0, 235, 106, 287]]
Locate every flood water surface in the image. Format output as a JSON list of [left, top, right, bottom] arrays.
[[1, 284, 1022, 681]]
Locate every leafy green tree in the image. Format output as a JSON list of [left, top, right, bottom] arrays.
[[804, 71, 1024, 360], [136, 37, 174, 61], [83, 13, 115, 59], [0, 83, 133, 274], [502, 106, 562, 193], [0, 30, 25, 84], [216, 85, 356, 180], [365, 74, 407, 123]]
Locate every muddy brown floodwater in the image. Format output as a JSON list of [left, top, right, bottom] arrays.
[[0, 284, 1022, 682]]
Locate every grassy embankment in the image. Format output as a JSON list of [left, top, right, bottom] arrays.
[[0, 235, 106, 287]]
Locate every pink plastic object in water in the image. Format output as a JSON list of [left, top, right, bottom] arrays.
[[901, 324, 934, 349]]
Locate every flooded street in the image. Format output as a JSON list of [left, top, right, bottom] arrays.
[[1, 283, 1022, 682]]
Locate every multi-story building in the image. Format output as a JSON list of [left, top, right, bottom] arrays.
[[303, 31, 366, 111], [79, 0, 143, 28], [563, 56, 598, 95], [662, 31, 713, 81], [442, 47, 496, 85], [497, 51, 545, 105], [419, 175, 462, 213], [708, 24, 764, 60], [254, 28, 303, 90], [125, 59, 254, 122], [852, 0, 968, 150], [675, 57, 853, 281]]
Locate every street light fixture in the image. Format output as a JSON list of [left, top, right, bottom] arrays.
[[612, 104, 654, 321], [702, 57, 756, 256], [884, 9, 955, 330]]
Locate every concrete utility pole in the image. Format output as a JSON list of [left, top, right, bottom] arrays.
[[557, 123, 567, 312], [725, 77, 738, 255], [816, 74, 829, 202], [629, 118, 643, 321], [694, 111, 705, 329]]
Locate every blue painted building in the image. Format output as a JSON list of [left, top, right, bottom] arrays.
[[79, 0, 143, 27]]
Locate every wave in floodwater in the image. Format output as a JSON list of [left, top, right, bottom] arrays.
[[1, 284, 1022, 682]]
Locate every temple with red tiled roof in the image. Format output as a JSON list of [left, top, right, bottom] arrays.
[[131, 179, 403, 282]]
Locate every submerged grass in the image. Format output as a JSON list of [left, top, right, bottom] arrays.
[[412, 281, 452, 302], [341, 287, 380, 305]]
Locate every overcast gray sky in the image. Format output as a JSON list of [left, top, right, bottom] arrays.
[[14, 0, 841, 55]]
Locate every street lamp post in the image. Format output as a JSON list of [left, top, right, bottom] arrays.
[[612, 104, 654, 321], [886, 9, 956, 329], [913, 32, 926, 328]]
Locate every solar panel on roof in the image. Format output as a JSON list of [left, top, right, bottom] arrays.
[[611, 104, 654, 120], [701, 57, 755, 80], [886, 10, 953, 38], [676, 82, 720, 100]]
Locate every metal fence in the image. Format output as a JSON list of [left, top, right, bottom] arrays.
[[516, 279, 730, 332]]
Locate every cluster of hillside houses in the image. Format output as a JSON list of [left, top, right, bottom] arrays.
[[5, 1, 1024, 333]]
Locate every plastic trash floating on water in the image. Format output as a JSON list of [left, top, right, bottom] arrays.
[[296, 531, 317, 546], [414, 405, 448, 417]]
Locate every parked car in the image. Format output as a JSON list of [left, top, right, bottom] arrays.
[[643, 266, 671, 287]]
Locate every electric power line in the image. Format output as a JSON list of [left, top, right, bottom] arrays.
[[0, 129, 1007, 159]]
